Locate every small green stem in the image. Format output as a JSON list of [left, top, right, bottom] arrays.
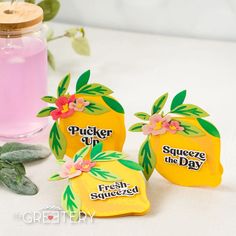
[[47, 34, 67, 42]]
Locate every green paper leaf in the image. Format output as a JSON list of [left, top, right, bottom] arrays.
[[197, 118, 220, 138], [118, 159, 143, 171], [49, 173, 63, 181], [139, 138, 156, 180], [57, 74, 71, 97], [129, 123, 146, 132], [152, 93, 168, 115], [76, 70, 90, 92], [135, 112, 150, 121], [37, 107, 56, 117], [90, 142, 103, 159], [171, 90, 187, 110], [77, 83, 113, 96], [73, 146, 90, 162], [62, 185, 81, 221], [48, 49, 56, 70], [0, 143, 51, 163], [49, 122, 66, 160], [91, 151, 125, 162], [102, 96, 124, 114], [71, 36, 90, 56], [171, 104, 209, 118], [84, 101, 109, 115], [41, 96, 57, 104], [0, 168, 38, 195], [89, 167, 121, 181], [174, 119, 205, 137], [38, 0, 60, 22]]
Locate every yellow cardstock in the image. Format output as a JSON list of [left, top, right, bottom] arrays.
[[129, 90, 223, 187], [37, 70, 126, 159], [49, 143, 150, 220]]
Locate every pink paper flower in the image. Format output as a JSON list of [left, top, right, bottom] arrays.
[[50, 95, 76, 120], [60, 159, 82, 179], [69, 97, 90, 112], [142, 114, 171, 136], [163, 120, 184, 134], [75, 159, 96, 172]]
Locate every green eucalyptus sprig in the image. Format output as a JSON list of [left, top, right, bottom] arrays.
[[0, 142, 51, 195], [24, 0, 90, 70]]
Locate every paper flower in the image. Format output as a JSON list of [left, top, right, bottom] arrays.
[[142, 114, 171, 136], [69, 97, 90, 112], [50, 95, 76, 120], [60, 159, 82, 179], [75, 159, 96, 172], [163, 120, 184, 134]]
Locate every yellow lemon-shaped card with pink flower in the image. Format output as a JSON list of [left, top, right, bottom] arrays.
[[129, 90, 223, 187], [37, 70, 126, 159], [49, 143, 150, 219]]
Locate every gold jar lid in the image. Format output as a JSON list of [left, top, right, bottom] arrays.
[[0, 2, 43, 31]]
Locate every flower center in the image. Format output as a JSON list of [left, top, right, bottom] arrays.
[[154, 122, 162, 130], [69, 166, 77, 174], [61, 104, 69, 113], [169, 125, 177, 130], [77, 103, 84, 109], [82, 164, 90, 169]]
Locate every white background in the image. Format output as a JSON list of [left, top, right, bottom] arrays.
[[1, 22, 236, 236], [57, 0, 236, 41]]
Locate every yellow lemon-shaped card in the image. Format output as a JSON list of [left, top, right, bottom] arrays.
[[49, 143, 150, 220], [37, 70, 126, 159], [129, 90, 223, 187]]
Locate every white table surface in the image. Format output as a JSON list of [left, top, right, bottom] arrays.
[[1, 22, 236, 236]]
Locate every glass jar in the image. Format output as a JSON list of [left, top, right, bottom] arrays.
[[0, 2, 48, 139]]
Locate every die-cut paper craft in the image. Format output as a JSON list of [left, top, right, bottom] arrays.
[[37, 70, 126, 159], [49, 143, 150, 219], [129, 90, 223, 187]]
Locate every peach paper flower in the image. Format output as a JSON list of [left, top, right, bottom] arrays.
[[69, 97, 90, 112], [163, 120, 184, 134], [60, 159, 82, 179], [75, 159, 96, 172], [142, 114, 171, 136]]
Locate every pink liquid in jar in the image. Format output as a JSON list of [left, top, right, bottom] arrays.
[[0, 36, 48, 139]]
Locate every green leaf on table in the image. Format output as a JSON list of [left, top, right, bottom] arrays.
[[89, 167, 121, 182], [71, 36, 90, 56], [24, 0, 36, 3], [77, 83, 113, 96], [73, 146, 90, 162], [129, 123, 146, 132], [57, 74, 70, 97], [41, 96, 57, 104], [197, 118, 220, 138], [91, 151, 125, 162], [171, 90, 187, 110], [62, 185, 81, 221], [13, 163, 26, 176], [118, 159, 143, 171], [90, 142, 103, 159], [171, 104, 209, 118], [49, 122, 66, 160], [49, 173, 63, 181], [135, 112, 150, 121], [0, 143, 51, 163], [102, 96, 124, 114], [76, 70, 90, 92], [173, 119, 205, 137], [152, 93, 168, 115], [84, 101, 109, 115], [48, 49, 56, 70], [38, 0, 60, 21], [37, 107, 56, 117], [66, 28, 79, 37], [0, 168, 38, 195], [139, 138, 156, 180]]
